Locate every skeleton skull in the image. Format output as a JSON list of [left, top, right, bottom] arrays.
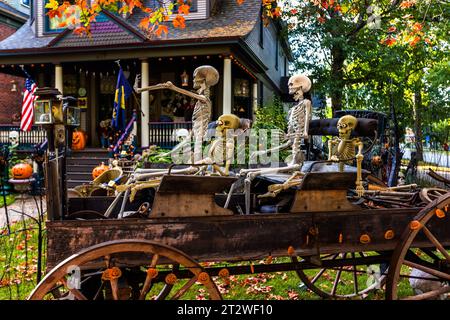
[[337, 115, 358, 138], [288, 74, 312, 100], [193, 65, 219, 90], [9, 131, 19, 148], [216, 114, 240, 135]]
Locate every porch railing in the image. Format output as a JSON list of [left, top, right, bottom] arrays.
[[148, 121, 193, 149], [0, 124, 47, 147]]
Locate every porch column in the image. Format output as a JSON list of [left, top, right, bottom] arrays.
[[252, 82, 258, 121], [222, 57, 232, 114], [140, 59, 150, 148], [54, 64, 63, 94]]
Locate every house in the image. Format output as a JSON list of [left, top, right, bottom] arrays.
[[0, 0, 292, 149], [0, 0, 28, 124]]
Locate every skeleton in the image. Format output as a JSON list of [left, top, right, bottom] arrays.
[[9, 131, 19, 149], [196, 114, 241, 176], [238, 74, 312, 214], [136, 65, 219, 163], [328, 115, 365, 197]]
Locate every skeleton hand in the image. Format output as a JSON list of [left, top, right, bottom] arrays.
[[330, 155, 339, 162], [355, 183, 364, 197], [165, 81, 174, 88], [133, 74, 141, 92]]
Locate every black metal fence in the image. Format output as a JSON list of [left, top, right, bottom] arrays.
[[148, 121, 193, 149]]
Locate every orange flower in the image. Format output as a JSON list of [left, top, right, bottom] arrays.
[[317, 16, 326, 24], [387, 26, 397, 33], [409, 36, 421, 47], [266, 255, 273, 264], [412, 22, 423, 32], [399, 0, 416, 9]]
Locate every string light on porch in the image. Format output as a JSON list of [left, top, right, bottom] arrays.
[[227, 55, 256, 80]]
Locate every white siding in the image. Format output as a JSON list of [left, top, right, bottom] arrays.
[[36, 0, 43, 36], [166, 0, 209, 21]]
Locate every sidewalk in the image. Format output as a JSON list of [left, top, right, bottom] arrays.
[[0, 195, 46, 228]]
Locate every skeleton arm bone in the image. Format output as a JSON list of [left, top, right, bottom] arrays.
[[138, 82, 209, 104], [249, 140, 292, 163], [328, 138, 339, 161], [355, 139, 364, 197], [303, 99, 312, 139]]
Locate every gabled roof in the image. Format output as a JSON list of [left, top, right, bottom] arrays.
[[49, 11, 147, 48], [0, 0, 261, 52], [0, 22, 54, 50], [0, 1, 28, 22]]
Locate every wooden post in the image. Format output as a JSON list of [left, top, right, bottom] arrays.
[[141, 59, 150, 148], [222, 58, 232, 115]]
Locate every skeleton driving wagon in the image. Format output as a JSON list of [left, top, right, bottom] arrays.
[[27, 73, 450, 301]]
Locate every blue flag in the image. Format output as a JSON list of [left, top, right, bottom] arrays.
[[111, 68, 133, 131]]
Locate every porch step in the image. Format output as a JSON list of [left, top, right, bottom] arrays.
[[66, 157, 110, 166], [66, 148, 112, 188], [70, 148, 110, 158], [66, 172, 93, 181], [66, 180, 91, 189]]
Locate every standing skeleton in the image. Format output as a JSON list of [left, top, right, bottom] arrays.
[[238, 74, 312, 213], [328, 115, 365, 197], [136, 65, 219, 163]]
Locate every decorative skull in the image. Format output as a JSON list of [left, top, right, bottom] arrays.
[[216, 114, 241, 135], [288, 74, 312, 101], [173, 128, 190, 142], [193, 65, 219, 90], [9, 131, 19, 148], [337, 115, 358, 139]]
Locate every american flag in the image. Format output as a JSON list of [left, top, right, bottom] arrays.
[[20, 77, 38, 132]]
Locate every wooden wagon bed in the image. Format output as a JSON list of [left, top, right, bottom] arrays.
[[45, 206, 447, 270]]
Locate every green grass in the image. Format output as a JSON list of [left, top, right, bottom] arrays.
[[0, 194, 16, 208], [0, 217, 46, 300]]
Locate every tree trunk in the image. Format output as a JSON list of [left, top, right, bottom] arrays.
[[330, 44, 345, 114], [413, 88, 424, 161], [388, 79, 403, 187]]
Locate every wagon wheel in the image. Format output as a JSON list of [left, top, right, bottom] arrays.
[[420, 188, 448, 204], [386, 192, 450, 300], [293, 252, 387, 299], [28, 239, 222, 300]]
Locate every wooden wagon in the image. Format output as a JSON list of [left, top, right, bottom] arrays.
[[28, 167, 450, 300]]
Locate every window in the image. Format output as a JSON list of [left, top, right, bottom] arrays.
[[44, 1, 79, 33], [21, 0, 30, 7], [150, 0, 198, 13]]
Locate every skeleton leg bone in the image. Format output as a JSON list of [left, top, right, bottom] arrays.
[[241, 164, 301, 215]]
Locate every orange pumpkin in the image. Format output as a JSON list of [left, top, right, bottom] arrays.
[[12, 163, 33, 179], [72, 131, 86, 150], [92, 162, 109, 180]]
